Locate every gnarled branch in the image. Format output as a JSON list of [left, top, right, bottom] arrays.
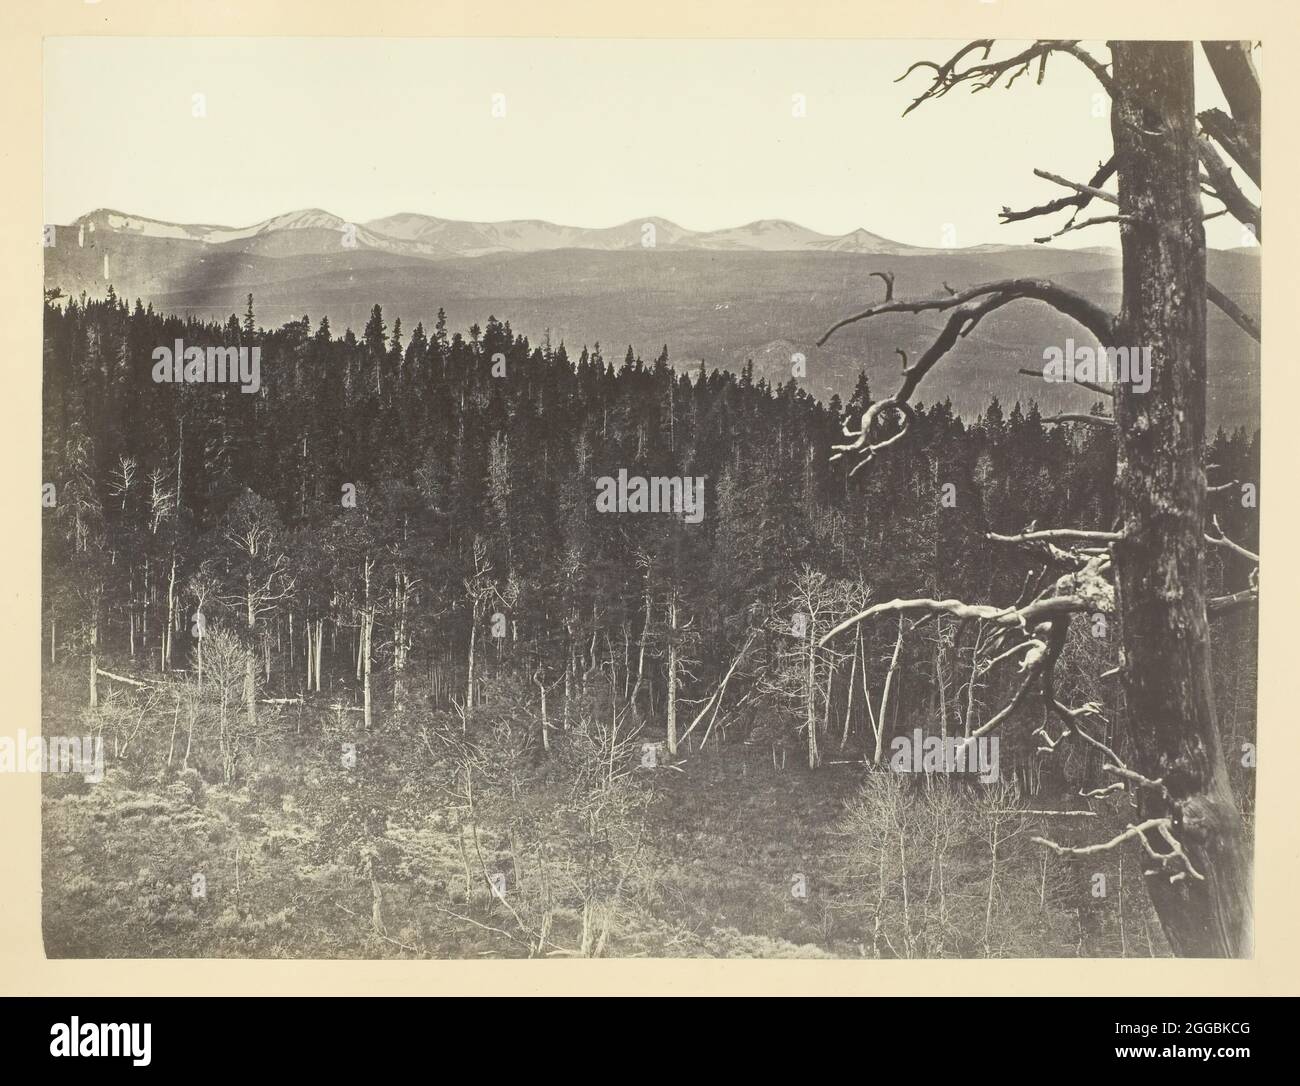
[[899, 40, 1115, 117], [818, 278, 1117, 394]]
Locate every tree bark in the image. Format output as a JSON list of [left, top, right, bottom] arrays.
[[1110, 40, 1253, 957]]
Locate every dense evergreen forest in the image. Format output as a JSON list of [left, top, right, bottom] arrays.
[[40, 289, 1258, 958]]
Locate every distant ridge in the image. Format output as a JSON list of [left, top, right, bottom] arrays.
[[66, 206, 1038, 260]]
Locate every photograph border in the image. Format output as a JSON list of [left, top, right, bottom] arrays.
[[3, 0, 1295, 996]]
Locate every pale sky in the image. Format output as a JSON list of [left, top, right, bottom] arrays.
[[44, 38, 1255, 249]]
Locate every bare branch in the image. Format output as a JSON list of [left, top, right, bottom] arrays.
[[1036, 207, 1225, 245], [1201, 42, 1260, 136], [1047, 698, 1168, 797], [1033, 168, 1118, 206], [1197, 137, 1261, 240], [1207, 282, 1261, 342], [979, 638, 1046, 674], [1081, 782, 1127, 800], [899, 40, 1115, 118], [1035, 819, 1204, 885], [1206, 515, 1260, 564], [817, 280, 1117, 422], [1001, 158, 1115, 227], [1033, 213, 1129, 244], [819, 590, 1095, 648], [1016, 367, 1112, 398], [1149, 822, 1206, 882], [1056, 42, 1118, 96], [987, 528, 1123, 545], [1209, 587, 1258, 614], [831, 399, 914, 477], [867, 270, 894, 302], [967, 669, 1042, 743], [1198, 106, 1259, 187], [1042, 413, 1117, 429], [994, 809, 1098, 819], [1032, 818, 1195, 880], [820, 278, 1115, 349]]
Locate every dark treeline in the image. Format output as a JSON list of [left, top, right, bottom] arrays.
[[42, 289, 1259, 778]]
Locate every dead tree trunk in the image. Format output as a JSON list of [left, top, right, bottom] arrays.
[[466, 607, 478, 710], [533, 668, 551, 753], [305, 610, 313, 692], [314, 619, 323, 692], [164, 552, 177, 670], [244, 580, 258, 728], [362, 557, 374, 731], [629, 573, 652, 711], [393, 572, 408, 711], [873, 618, 904, 765], [804, 624, 819, 769], [1110, 40, 1252, 957], [88, 598, 99, 709], [666, 593, 679, 756]]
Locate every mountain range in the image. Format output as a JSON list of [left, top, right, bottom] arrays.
[[60, 207, 1033, 262], [44, 208, 1260, 430]]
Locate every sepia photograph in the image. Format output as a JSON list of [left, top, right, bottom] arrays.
[[33, 30, 1261, 969]]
